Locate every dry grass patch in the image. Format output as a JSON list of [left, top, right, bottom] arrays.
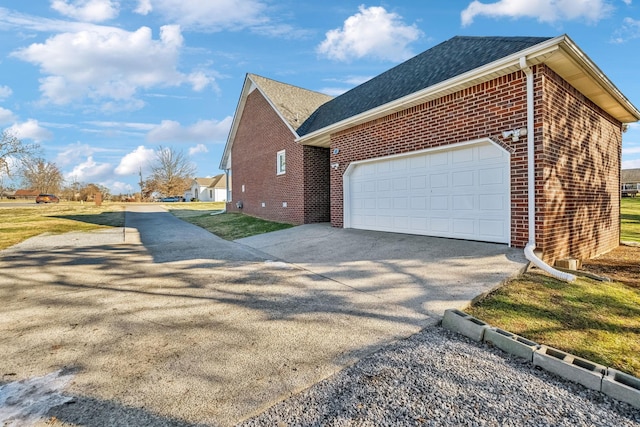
[[0, 203, 124, 250]]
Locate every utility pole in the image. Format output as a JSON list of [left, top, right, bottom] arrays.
[[138, 166, 144, 202]]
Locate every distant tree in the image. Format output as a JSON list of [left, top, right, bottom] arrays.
[[148, 146, 195, 197], [21, 157, 64, 194], [0, 131, 39, 197]]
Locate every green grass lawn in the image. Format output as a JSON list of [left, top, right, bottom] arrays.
[[621, 197, 640, 242], [169, 209, 293, 240], [467, 197, 640, 377], [467, 272, 640, 377]]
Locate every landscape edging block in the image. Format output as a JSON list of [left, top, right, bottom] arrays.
[[441, 309, 489, 342], [483, 327, 538, 362], [601, 368, 640, 409], [533, 345, 606, 391]]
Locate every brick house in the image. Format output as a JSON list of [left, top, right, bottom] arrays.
[[220, 35, 640, 263], [220, 73, 333, 224]]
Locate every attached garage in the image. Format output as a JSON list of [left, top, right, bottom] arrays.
[[343, 139, 510, 244]]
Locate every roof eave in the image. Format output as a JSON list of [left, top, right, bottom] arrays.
[[298, 35, 640, 148]]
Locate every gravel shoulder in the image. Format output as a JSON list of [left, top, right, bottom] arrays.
[[239, 326, 640, 427]]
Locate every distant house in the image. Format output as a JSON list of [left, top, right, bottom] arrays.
[[622, 168, 640, 197], [13, 189, 39, 200], [186, 175, 229, 202], [220, 35, 640, 264]]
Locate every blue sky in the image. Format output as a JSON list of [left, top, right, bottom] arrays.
[[1, 0, 639, 194]]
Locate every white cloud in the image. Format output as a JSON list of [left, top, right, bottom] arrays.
[[50, 0, 119, 22], [147, 116, 232, 143], [317, 6, 422, 62], [622, 158, 640, 169], [461, 0, 613, 26], [114, 145, 155, 175], [189, 143, 208, 155], [135, 0, 152, 15], [65, 156, 113, 182], [11, 25, 213, 106], [612, 17, 640, 43], [85, 120, 155, 131], [142, 0, 269, 31], [622, 0, 632, 5], [0, 107, 16, 124], [55, 142, 102, 167], [0, 7, 100, 33], [6, 119, 53, 142], [108, 180, 135, 194], [0, 85, 12, 99], [623, 146, 640, 155]]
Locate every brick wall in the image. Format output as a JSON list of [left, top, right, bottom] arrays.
[[329, 71, 531, 247], [538, 65, 621, 261], [228, 89, 330, 224], [303, 145, 331, 223], [328, 67, 622, 261]]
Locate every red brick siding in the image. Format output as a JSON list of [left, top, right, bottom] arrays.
[[538, 65, 621, 261], [227, 89, 330, 224], [328, 67, 622, 262], [329, 71, 531, 247], [303, 146, 331, 223]]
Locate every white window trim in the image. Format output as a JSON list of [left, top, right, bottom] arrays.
[[276, 149, 286, 175]]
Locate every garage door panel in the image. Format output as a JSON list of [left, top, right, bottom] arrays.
[[452, 147, 474, 164], [430, 173, 448, 188], [479, 194, 506, 211], [452, 170, 474, 187], [453, 219, 475, 235], [479, 219, 507, 238], [452, 194, 474, 210], [430, 151, 449, 167], [479, 167, 505, 185], [430, 195, 448, 210], [347, 141, 509, 243], [430, 218, 450, 233]]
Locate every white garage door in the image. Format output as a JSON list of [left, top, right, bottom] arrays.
[[345, 141, 510, 243]]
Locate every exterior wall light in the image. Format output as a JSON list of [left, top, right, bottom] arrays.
[[502, 128, 528, 141]]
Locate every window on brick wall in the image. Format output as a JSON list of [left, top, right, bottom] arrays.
[[277, 150, 286, 175]]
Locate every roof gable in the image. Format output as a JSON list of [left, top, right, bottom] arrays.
[[297, 36, 552, 137], [208, 174, 228, 189], [194, 177, 215, 187], [219, 74, 333, 169]]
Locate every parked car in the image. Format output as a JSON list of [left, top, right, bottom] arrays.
[[36, 194, 60, 203]]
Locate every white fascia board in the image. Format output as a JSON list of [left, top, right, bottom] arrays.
[[219, 74, 301, 170], [219, 74, 252, 170]]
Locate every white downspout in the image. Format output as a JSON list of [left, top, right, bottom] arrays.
[[210, 169, 229, 216], [519, 57, 576, 282]]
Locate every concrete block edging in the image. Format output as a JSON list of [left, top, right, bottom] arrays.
[[441, 309, 640, 408], [441, 309, 489, 342]]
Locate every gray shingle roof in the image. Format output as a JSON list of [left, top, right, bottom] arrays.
[[297, 36, 553, 136]]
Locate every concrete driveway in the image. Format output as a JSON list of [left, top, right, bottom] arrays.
[[237, 224, 527, 317], [0, 205, 526, 426]]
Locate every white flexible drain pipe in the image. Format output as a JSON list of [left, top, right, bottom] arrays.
[[519, 57, 576, 282]]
